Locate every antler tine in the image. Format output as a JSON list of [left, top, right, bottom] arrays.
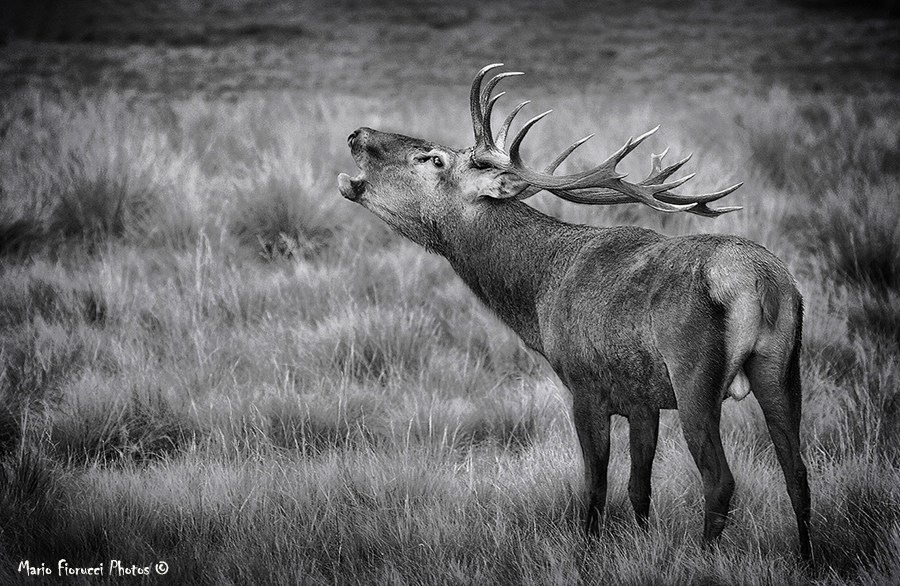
[[685, 203, 744, 217], [471, 63, 505, 142], [650, 173, 697, 193], [483, 91, 505, 122], [482, 92, 506, 146], [508, 110, 553, 166], [655, 182, 744, 205], [642, 151, 692, 186], [650, 148, 669, 174], [545, 134, 594, 174], [481, 72, 523, 113], [495, 101, 531, 150], [596, 125, 660, 172]]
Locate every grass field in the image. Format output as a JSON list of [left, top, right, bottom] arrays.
[[2, 1, 900, 584]]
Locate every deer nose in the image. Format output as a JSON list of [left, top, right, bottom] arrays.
[[347, 128, 366, 148]]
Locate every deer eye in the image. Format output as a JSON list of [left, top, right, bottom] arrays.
[[431, 155, 444, 168]]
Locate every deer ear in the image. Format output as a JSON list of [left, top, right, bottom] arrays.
[[473, 171, 530, 200]]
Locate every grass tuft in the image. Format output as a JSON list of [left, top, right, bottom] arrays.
[[49, 166, 158, 251], [318, 306, 440, 383], [0, 449, 67, 561], [49, 380, 202, 466], [230, 174, 337, 261]]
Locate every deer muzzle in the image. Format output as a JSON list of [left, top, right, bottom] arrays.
[[338, 127, 371, 201]]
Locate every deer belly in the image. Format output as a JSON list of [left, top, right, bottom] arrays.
[[603, 362, 679, 412]]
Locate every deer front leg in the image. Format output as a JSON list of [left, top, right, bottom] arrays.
[[628, 408, 660, 529], [571, 391, 611, 535]]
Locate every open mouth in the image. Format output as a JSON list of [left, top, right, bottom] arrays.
[[338, 171, 367, 201]]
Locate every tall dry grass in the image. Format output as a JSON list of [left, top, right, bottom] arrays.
[[1, 82, 899, 585]]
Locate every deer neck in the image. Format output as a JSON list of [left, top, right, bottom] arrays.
[[437, 200, 593, 352]]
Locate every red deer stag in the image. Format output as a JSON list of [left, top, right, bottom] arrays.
[[338, 64, 811, 559]]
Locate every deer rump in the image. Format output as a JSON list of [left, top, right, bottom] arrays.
[[541, 229, 795, 411]]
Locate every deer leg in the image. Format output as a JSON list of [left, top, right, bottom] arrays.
[[571, 391, 611, 535], [746, 349, 812, 560], [628, 408, 660, 529], [686, 418, 734, 545], [675, 388, 734, 545]]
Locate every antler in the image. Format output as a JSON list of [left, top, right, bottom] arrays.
[[469, 64, 742, 216]]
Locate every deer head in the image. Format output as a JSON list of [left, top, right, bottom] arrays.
[[338, 127, 528, 252], [338, 63, 743, 246]]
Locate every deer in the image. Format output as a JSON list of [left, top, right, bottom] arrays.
[[337, 64, 812, 560]]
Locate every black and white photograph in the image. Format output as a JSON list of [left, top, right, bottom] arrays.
[[1, 0, 898, 584]]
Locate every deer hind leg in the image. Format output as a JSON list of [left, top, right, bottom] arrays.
[[669, 360, 735, 545], [628, 408, 660, 529], [746, 322, 812, 560], [571, 391, 611, 535], [680, 403, 734, 545]]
